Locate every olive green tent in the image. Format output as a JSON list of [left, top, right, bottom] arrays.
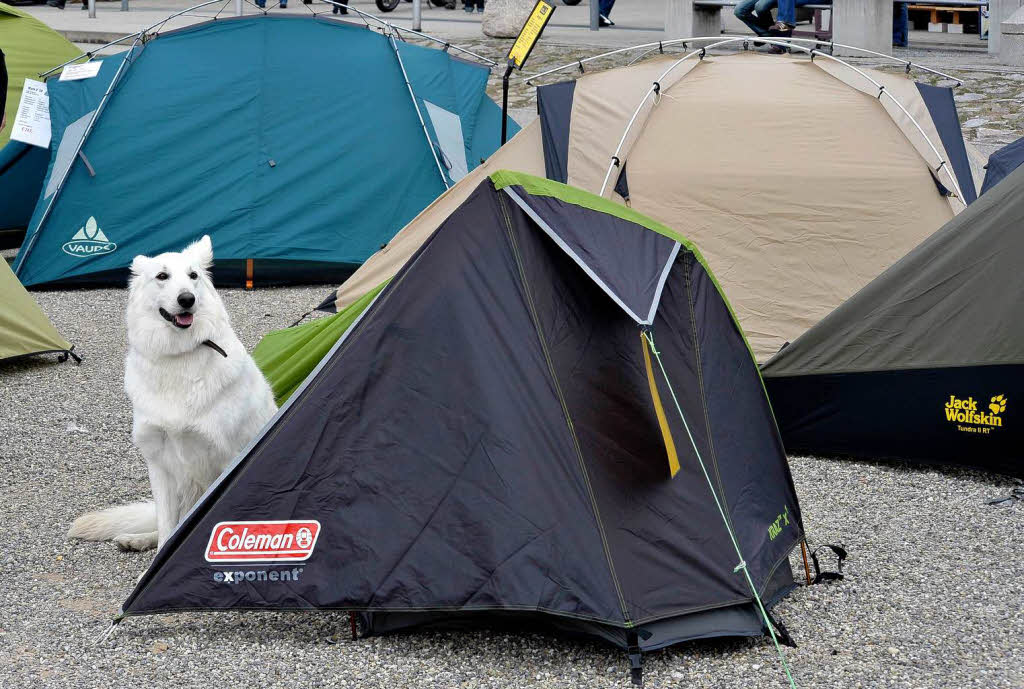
[[0, 3, 80, 148], [0, 258, 76, 364]]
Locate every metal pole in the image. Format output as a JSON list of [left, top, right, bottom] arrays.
[[500, 64, 513, 145], [234, 0, 242, 14], [413, 0, 422, 31], [121, 0, 128, 11], [89, 0, 96, 18], [590, 0, 599, 30]]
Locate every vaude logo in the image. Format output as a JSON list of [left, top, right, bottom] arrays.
[[205, 520, 321, 563], [62, 217, 116, 258]]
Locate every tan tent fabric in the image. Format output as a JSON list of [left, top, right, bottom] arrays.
[[331, 53, 960, 360], [333, 119, 545, 310], [0, 258, 72, 362], [614, 55, 955, 358], [814, 58, 965, 213]]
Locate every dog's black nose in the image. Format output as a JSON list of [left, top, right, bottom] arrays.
[[177, 291, 195, 309]]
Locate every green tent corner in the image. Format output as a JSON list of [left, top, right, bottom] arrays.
[[254, 282, 388, 405], [0, 258, 75, 363]]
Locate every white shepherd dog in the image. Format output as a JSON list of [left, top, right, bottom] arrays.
[[69, 235, 277, 552]]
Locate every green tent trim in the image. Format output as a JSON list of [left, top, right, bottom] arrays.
[[0, 258, 74, 363], [254, 281, 388, 405], [0, 3, 81, 148]]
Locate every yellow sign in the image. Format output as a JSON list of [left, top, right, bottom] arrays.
[[507, 1, 556, 70]]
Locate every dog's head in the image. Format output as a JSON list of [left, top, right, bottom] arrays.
[[127, 235, 224, 353]]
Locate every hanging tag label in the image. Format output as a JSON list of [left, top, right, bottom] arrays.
[[59, 61, 102, 81], [11, 79, 51, 148], [507, 0, 555, 71]]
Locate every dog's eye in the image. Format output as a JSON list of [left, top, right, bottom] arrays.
[[189, 271, 198, 280], [156, 272, 169, 281]]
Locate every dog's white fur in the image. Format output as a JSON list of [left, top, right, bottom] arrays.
[[68, 236, 277, 552]]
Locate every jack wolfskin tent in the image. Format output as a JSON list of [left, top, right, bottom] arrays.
[[762, 164, 1024, 477], [317, 52, 974, 363], [122, 172, 806, 683], [14, 14, 516, 288], [0, 258, 75, 363], [0, 2, 81, 246]]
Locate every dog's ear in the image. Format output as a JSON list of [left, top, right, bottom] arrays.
[[130, 254, 156, 276], [184, 235, 214, 271]]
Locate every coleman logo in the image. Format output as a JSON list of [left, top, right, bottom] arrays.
[[944, 394, 1006, 435], [62, 217, 116, 257], [205, 520, 321, 563]]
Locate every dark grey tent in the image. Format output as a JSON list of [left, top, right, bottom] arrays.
[[117, 171, 806, 684], [980, 135, 1024, 197], [763, 164, 1024, 477]]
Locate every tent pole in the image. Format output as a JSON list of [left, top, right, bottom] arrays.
[[501, 65, 513, 145], [386, 29, 452, 191], [522, 36, 962, 85], [593, 35, 966, 205]]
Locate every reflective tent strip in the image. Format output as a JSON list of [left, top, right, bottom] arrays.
[[640, 331, 681, 477]]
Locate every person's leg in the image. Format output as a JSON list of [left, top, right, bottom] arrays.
[[599, 0, 615, 19], [775, 0, 796, 26], [737, 0, 772, 36]]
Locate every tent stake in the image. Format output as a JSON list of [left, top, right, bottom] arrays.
[[800, 540, 812, 586]]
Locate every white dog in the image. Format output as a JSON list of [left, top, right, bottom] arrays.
[[68, 236, 277, 552]]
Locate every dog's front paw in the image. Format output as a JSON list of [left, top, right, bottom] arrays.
[[113, 533, 157, 552]]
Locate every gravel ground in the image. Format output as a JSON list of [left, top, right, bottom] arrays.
[[2, 40, 1024, 689], [0, 282, 1021, 689]]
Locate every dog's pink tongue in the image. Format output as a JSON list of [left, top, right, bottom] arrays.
[[175, 313, 194, 326]]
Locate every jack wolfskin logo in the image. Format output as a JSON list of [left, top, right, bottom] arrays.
[[62, 217, 117, 257], [944, 394, 1006, 435]]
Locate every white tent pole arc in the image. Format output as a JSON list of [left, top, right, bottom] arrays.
[[39, 32, 143, 78], [16, 0, 232, 276], [386, 28, 452, 191], [596, 36, 965, 206], [522, 36, 962, 86], [322, 1, 497, 67]]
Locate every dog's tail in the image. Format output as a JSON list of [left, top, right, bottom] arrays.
[[68, 502, 156, 541]]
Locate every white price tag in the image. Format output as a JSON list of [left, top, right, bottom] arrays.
[[59, 61, 102, 81], [10, 79, 51, 149]]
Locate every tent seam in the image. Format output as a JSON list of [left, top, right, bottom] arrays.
[[496, 189, 633, 627], [683, 253, 735, 534]]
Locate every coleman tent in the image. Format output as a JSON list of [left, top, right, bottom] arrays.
[[0, 2, 81, 247], [762, 164, 1024, 477], [121, 172, 806, 684], [979, 135, 1024, 196], [13, 14, 517, 288], [316, 51, 974, 364], [0, 257, 76, 364]]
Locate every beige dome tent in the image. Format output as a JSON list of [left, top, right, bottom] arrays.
[[313, 48, 974, 362]]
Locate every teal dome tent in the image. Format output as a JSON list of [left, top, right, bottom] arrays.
[[15, 14, 517, 288]]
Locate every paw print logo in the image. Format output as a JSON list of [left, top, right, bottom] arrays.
[[989, 394, 1007, 415]]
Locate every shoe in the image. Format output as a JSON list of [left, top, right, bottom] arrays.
[[598, 15, 614, 27], [476, 5, 483, 11], [46, 0, 66, 8], [280, 1, 287, 7], [767, 20, 794, 36], [464, 5, 473, 11]]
